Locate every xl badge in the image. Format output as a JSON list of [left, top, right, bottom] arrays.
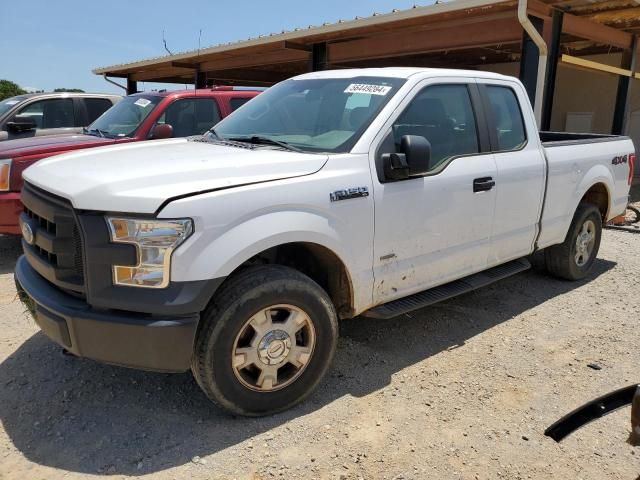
[[330, 187, 369, 202], [21, 221, 34, 245]]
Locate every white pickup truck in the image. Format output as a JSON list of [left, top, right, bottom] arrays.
[[15, 68, 635, 416]]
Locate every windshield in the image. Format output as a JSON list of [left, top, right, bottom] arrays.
[[88, 95, 162, 138], [0, 95, 29, 117], [211, 76, 405, 153]]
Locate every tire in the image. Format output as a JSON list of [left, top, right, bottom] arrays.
[[544, 203, 602, 281], [191, 265, 338, 416]]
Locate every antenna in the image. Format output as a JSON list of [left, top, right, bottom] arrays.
[[195, 29, 202, 94], [162, 30, 173, 56]]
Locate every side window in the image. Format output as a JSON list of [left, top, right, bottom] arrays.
[[485, 86, 526, 151], [392, 84, 479, 171], [161, 98, 221, 137], [85, 98, 113, 124], [16, 98, 75, 129], [229, 97, 252, 111]]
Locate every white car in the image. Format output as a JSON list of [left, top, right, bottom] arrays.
[[15, 68, 635, 416]]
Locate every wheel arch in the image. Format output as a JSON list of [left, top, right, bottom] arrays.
[[574, 165, 613, 222], [171, 211, 362, 318], [232, 242, 355, 319], [578, 182, 611, 223]]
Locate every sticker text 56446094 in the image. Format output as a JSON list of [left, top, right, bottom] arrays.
[[344, 84, 392, 96]]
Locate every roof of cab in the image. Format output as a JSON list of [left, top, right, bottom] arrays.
[[294, 67, 514, 81], [129, 87, 264, 98]]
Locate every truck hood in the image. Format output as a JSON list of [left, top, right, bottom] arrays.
[[0, 134, 115, 158], [23, 138, 328, 213]]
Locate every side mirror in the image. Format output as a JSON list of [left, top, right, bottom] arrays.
[[149, 123, 173, 140], [382, 135, 432, 181], [7, 116, 37, 133]]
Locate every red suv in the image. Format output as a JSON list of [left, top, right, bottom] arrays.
[[0, 87, 261, 234]]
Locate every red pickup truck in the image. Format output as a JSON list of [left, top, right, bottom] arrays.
[[0, 87, 260, 234]]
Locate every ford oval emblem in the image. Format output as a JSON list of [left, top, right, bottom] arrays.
[[21, 222, 34, 245]]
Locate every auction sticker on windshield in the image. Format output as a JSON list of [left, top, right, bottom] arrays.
[[344, 84, 392, 96], [134, 98, 151, 108]]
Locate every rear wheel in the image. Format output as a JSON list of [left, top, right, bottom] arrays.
[[544, 204, 602, 280], [191, 265, 338, 416]]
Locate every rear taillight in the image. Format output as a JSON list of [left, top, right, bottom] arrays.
[[0, 159, 11, 191], [629, 153, 636, 186]]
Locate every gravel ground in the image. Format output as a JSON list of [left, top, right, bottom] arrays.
[[1, 221, 639, 479]]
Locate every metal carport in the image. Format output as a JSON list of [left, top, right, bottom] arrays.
[[93, 0, 640, 133]]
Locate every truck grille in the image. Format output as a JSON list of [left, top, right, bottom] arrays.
[[20, 182, 85, 293]]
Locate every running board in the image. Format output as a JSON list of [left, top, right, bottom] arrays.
[[362, 258, 531, 320]]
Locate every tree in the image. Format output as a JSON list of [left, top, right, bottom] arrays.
[[0, 80, 26, 101], [53, 88, 85, 93]]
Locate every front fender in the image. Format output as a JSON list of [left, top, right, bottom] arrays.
[[168, 210, 373, 314]]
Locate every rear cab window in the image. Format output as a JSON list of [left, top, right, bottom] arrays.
[[156, 97, 222, 137], [484, 86, 527, 151], [85, 98, 114, 124], [229, 97, 252, 112]]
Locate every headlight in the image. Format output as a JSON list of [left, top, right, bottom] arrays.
[[0, 159, 11, 191], [106, 217, 193, 288]]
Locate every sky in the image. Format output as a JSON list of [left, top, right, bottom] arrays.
[[2, 0, 434, 95]]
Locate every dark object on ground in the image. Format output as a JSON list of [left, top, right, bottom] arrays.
[[545, 384, 639, 443]]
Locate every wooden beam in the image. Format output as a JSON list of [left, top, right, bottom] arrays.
[[585, 6, 640, 27], [283, 41, 312, 52], [562, 12, 633, 49], [198, 48, 308, 71], [171, 61, 199, 70], [560, 53, 637, 77], [330, 16, 522, 63], [527, 0, 553, 19], [130, 66, 195, 82], [205, 68, 295, 83]]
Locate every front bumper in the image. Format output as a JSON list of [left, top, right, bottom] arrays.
[[15, 255, 199, 372], [0, 192, 22, 235]]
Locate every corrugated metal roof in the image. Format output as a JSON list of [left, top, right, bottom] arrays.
[[92, 0, 507, 74]]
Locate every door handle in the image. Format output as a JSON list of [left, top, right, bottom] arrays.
[[473, 177, 495, 192]]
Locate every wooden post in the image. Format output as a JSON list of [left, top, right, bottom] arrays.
[[612, 36, 637, 135], [126, 77, 138, 95], [541, 10, 563, 131], [310, 42, 328, 71]]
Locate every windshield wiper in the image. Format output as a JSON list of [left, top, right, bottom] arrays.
[[227, 135, 303, 153], [86, 128, 110, 138]]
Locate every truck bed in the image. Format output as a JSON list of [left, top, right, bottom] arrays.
[[540, 131, 626, 147]]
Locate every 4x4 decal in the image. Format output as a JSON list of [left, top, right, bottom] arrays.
[[612, 154, 628, 165]]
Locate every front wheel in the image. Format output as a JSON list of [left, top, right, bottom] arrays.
[[191, 265, 338, 416], [544, 203, 602, 281]]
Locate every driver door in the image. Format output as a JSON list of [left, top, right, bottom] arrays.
[[370, 79, 497, 304]]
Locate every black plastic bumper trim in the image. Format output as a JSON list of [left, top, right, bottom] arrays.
[[77, 214, 225, 315], [15, 255, 200, 373]]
